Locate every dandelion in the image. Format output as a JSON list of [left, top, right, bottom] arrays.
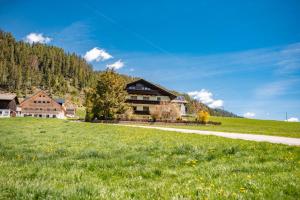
[[240, 187, 246, 193], [247, 175, 252, 179], [185, 159, 198, 166]]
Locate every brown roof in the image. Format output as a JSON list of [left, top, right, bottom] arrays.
[[0, 93, 17, 100]]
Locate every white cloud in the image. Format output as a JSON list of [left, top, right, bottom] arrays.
[[209, 100, 224, 109], [24, 33, 52, 44], [106, 60, 124, 70], [84, 47, 113, 62], [188, 89, 224, 109], [286, 117, 299, 122], [243, 112, 256, 118]]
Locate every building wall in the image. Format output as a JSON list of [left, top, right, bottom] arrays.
[[127, 94, 172, 114], [0, 99, 17, 111], [0, 109, 10, 117], [20, 91, 65, 119]]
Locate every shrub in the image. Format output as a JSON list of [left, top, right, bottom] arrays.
[[196, 110, 210, 124], [117, 107, 133, 120], [150, 102, 181, 121]]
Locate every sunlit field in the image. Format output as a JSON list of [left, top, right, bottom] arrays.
[[0, 118, 299, 199], [158, 116, 300, 138]]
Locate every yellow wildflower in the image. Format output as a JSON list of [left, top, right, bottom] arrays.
[[240, 187, 246, 193]]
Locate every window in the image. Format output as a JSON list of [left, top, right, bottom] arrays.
[[128, 86, 135, 90], [46, 115, 50, 118], [34, 101, 37, 103], [157, 97, 161, 101], [143, 96, 149, 100], [38, 101, 41, 103], [143, 106, 149, 112], [40, 108, 43, 110], [53, 115, 56, 118], [133, 106, 137, 111], [47, 101, 50, 103], [42, 101, 45, 103], [0, 111, 2, 114], [39, 114, 42, 118], [131, 96, 137, 100]]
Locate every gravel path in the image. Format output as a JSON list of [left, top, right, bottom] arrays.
[[115, 124, 300, 146]]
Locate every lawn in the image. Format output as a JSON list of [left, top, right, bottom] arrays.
[[0, 118, 299, 199], [156, 116, 300, 138]]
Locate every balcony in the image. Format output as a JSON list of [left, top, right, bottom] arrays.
[[134, 110, 150, 115], [126, 99, 160, 105]]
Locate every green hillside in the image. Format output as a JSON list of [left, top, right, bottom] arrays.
[[0, 30, 96, 96], [0, 118, 299, 199]]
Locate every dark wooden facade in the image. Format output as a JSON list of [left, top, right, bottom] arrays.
[[0, 94, 19, 117], [125, 79, 177, 115]]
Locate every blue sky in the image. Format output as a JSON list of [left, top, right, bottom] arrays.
[[1, 0, 300, 120]]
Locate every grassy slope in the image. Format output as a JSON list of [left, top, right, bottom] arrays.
[[164, 116, 300, 138], [0, 118, 299, 199]]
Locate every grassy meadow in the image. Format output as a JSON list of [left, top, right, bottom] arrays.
[[156, 116, 300, 138], [0, 118, 299, 199]]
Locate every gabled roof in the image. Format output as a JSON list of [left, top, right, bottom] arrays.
[[20, 90, 62, 108], [0, 93, 19, 104], [126, 79, 177, 99], [0, 93, 16, 100]]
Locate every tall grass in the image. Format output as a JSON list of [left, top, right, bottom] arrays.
[[0, 118, 299, 199]]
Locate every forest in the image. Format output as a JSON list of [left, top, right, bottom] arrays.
[[0, 30, 96, 97]]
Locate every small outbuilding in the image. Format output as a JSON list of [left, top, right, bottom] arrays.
[[0, 93, 19, 117]]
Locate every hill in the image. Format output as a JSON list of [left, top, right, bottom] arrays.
[[0, 30, 238, 117]]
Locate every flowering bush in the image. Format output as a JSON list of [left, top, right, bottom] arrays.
[[196, 110, 210, 124]]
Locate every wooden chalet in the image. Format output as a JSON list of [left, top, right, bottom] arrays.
[[0, 93, 19, 117], [125, 79, 186, 115], [20, 90, 65, 118]]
